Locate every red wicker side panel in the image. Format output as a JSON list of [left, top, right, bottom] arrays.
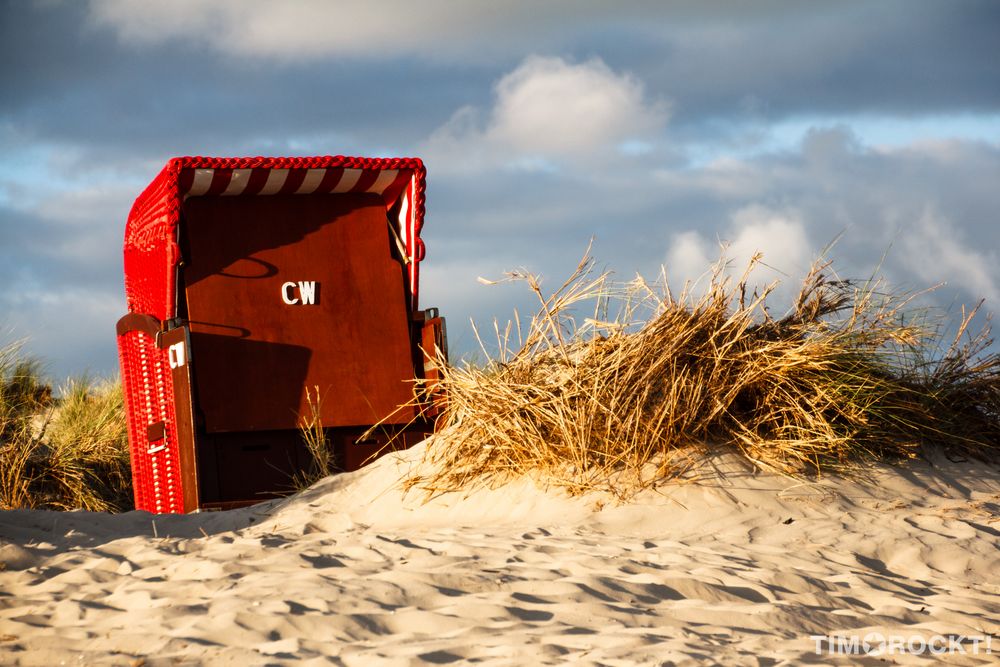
[[123, 163, 182, 321], [117, 329, 185, 514]]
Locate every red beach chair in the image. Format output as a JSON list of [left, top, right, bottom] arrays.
[[116, 156, 447, 513]]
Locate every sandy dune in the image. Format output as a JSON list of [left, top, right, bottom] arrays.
[[2, 443, 999, 665]]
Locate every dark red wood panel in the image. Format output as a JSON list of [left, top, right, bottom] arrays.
[[181, 193, 417, 432]]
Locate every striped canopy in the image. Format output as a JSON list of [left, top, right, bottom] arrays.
[[123, 155, 427, 322], [179, 165, 414, 203]]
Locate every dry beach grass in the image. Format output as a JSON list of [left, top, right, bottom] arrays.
[[0, 343, 131, 512], [410, 250, 1000, 497]]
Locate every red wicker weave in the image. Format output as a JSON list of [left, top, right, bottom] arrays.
[[117, 155, 427, 513]]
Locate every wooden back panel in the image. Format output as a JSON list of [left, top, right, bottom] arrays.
[[181, 193, 416, 432]]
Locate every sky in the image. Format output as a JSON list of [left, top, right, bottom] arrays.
[[2, 0, 999, 381]]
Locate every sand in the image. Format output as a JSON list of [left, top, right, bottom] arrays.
[[1, 442, 998, 666]]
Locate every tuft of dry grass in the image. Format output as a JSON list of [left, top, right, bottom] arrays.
[[0, 341, 132, 512], [43, 377, 132, 511], [292, 386, 334, 490], [0, 341, 51, 509], [409, 249, 1000, 497]]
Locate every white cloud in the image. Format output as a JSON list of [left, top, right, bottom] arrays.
[[489, 57, 667, 158], [726, 206, 812, 276], [424, 56, 668, 172], [87, 0, 608, 61], [665, 230, 714, 287], [900, 208, 1000, 306], [665, 205, 813, 301]]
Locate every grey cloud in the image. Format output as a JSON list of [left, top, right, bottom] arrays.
[[78, 1, 1000, 123], [608, 2, 1000, 124], [4, 0, 998, 166], [2, 2, 485, 167]]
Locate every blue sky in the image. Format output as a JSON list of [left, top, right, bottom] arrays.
[[1, 0, 999, 380]]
